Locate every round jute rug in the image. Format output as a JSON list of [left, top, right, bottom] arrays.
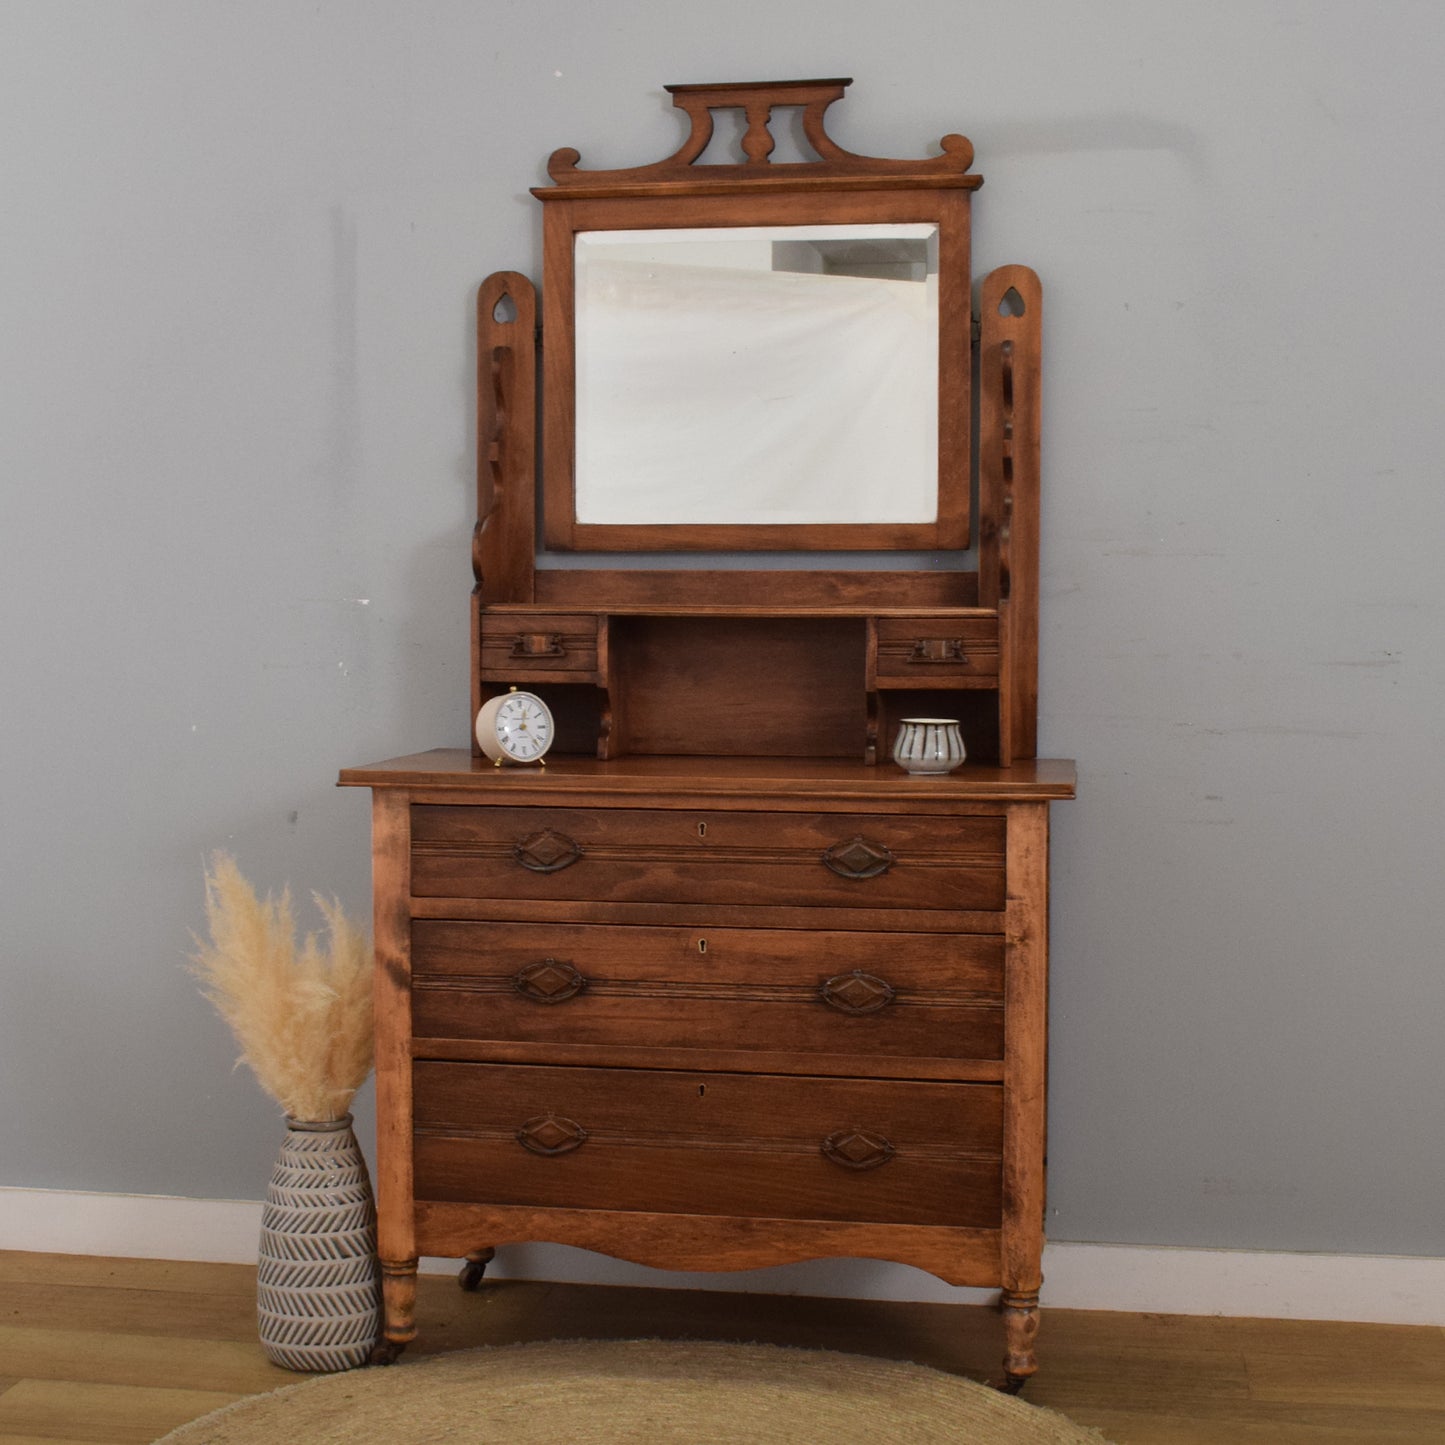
[[156, 1339, 1110, 1444]]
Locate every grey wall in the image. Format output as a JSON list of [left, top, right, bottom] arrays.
[[3, 1, 1442, 1262]]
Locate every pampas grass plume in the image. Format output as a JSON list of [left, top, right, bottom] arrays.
[[191, 852, 373, 1121]]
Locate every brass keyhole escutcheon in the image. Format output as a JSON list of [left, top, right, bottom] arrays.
[[697, 938, 708, 955], [697, 820, 707, 838]]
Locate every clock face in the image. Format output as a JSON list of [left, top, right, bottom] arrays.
[[492, 691, 552, 762]]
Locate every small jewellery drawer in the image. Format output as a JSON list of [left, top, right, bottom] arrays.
[[478, 612, 600, 681], [411, 920, 1004, 1062], [874, 616, 1000, 686], [412, 1062, 1003, 1228], [410, 805, 1005, 912]]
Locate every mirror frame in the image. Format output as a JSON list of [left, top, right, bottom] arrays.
[[533, 79, 981, 553]]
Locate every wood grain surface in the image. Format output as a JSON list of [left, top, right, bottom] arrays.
[[410, 917, 1005, 1063], [338, 751, 1077, 799]]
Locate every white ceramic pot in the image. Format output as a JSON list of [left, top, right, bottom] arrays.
[[892, 718, 966, 775]]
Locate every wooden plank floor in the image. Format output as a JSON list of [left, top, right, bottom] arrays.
[[0, 1251, 1441, 1443]]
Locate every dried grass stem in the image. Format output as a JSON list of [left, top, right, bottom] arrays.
[[191, 852, 373, 1121]]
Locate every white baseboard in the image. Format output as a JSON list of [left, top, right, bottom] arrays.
[[2, 1186, 1439, 1326]]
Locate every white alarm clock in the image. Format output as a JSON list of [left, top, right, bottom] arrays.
[[475, 688, 554, 765]]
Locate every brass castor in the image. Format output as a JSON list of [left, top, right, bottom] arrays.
[[458, 1248, 496, 1292], [368, 1338, 407, 1367], [998, 1372, 1028, 1396]]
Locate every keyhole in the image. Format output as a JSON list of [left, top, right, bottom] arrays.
[[697, 938, 708, 955], [697, 821, 707, 839], [698, 1084, 707, 1097], [492, 292, 517, 324]]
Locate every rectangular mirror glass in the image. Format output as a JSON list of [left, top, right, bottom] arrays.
[[574, 223, 939, 528]]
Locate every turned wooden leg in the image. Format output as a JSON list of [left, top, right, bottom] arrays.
[[998, 806, 1050, 1394], [999, 1289, 1040, 1392], [458, 1247, 496, 1292], [370, 1258, 418, 1365]]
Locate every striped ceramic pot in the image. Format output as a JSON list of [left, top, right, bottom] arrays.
[[892, 717, 967, 775], [257, 1115, 382, 1372]]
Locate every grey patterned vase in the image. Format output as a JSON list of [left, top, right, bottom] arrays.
[[257, 1115, 382, 1372]]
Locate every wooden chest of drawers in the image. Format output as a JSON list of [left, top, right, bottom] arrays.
[[340, 750, 1074, 1386], [343, 72, 1071, 1390]]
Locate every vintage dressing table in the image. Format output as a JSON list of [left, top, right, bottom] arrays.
[[340, 78, 1074, 1389]]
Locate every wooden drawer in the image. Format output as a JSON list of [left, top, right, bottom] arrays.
[[410, 805, 1005, 913], [412, 1062, 1003, 1228], [411, 920, 1003, 1062], [875, 616, 1000, 687], [478, 612, 600, 681]]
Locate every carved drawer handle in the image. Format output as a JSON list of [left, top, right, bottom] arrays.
[[513, 829, 584, 873], [909, 637, 965, 664], [821, 1128, 896, 1172], [819, 971, 895, 1015], [513, 958, 588, 1003], [510, 631, 566, 659], [821, 836, 896, 880], [516, 1114, 588, 1156]]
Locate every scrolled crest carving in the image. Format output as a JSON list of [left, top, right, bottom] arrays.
[[542, 78, 978, 191]]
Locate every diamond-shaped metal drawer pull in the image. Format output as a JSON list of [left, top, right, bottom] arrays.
[[821, 836, 896, 880], [821, 1128, 896, 1171], [819, 970, 896, 1015], [516, 1114, 588, 1156], [513, 829, 584, 873], [513, 958, 588, 1003]]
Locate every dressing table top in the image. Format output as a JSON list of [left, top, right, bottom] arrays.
[[340, 750, 1075, 799]]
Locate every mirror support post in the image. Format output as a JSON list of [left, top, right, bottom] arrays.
[[978, 265, 1043, 763], [472, 271, 538, 754]]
